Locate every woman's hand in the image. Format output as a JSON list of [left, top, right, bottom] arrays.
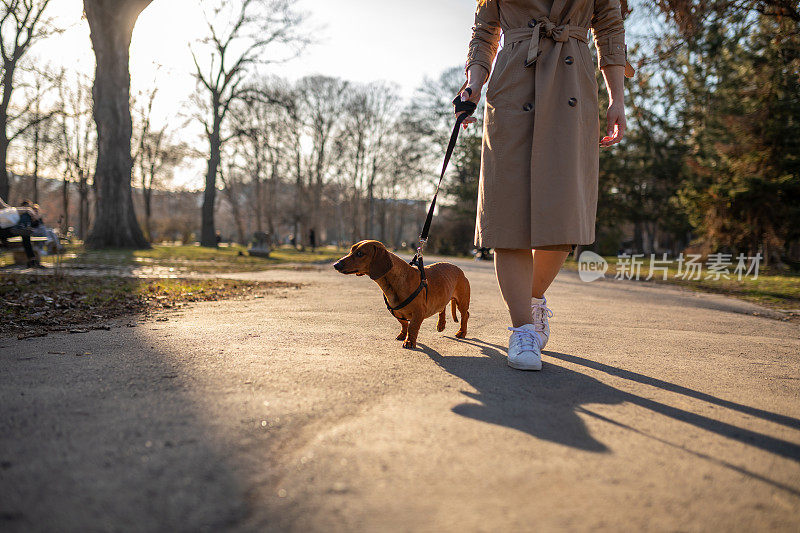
[[600, 64, 626, 147], [601, 101, 626, 147], [457, 65, 486, 129]]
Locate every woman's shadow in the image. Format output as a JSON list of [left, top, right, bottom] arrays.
[[417, 338, 626, 452], [417, 337, 800, 460]]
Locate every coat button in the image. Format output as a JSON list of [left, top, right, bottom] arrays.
[[523, 103, 533, 112], [568, 97, 577, 107], [565, 56, 574, 64], [528, 19, 536, 28]]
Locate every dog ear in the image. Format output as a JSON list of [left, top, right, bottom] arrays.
[[368, 244, 393, 280]]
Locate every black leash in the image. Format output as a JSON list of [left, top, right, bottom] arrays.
[[384, 90, 478, 318]]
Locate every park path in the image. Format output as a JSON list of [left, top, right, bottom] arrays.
[[1, 256, 799, 532]]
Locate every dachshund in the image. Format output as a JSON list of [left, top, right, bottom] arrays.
[[333, 240, 470, 349]]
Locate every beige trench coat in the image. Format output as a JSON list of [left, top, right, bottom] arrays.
[[467, 0, 629, 248]]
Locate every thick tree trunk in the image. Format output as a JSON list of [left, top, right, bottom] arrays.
[[227, 189, 246, 245], [78, 173, 89, 241], [61, 175, 70, 234], [366, 181, 374, 238], [0, 125, 9, 201], [293, 142, 305, 249], [32, 127, 40, 204], [0, 58, 13, 201], [253, 163, 264, 233], [201, 131, 220, 247], [219, 166, 244, 245], [633, 220, 644, 254], [143, 187, 152, 241], [267, 161, 278, 240], [84, 0, 150, 249]]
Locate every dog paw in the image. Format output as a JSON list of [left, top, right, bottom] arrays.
[[455, 331, 466, 338], [436, 323, 445, 332], [396, 333, 406, 341], [402, 340, 416, 349]]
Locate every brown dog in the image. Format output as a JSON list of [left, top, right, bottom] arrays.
[[333, 240, 470, 349]]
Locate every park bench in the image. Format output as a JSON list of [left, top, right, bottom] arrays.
[[0, 235, 48, 265], [248, 231, 272, 258]]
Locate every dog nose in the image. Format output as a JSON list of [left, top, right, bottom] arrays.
[[333, 261, 343, 271]]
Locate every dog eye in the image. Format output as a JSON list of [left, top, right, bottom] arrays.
[[355, 251, 364, 257]]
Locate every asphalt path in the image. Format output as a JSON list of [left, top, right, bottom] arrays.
[[1, 256, 799, 532]]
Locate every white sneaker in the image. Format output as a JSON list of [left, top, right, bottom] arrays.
[[507, 324, 543, 371], [531, 296, 554, 349]]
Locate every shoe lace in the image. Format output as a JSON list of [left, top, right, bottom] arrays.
[[531, 300, 554, 332], [508, 326, 542, 353]]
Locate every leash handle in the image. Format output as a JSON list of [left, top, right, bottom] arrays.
[[452, 93, 478, 117]]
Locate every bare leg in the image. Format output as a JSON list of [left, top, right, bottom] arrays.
[[531, 249, 569, 299], [494, 248, 534, 328]]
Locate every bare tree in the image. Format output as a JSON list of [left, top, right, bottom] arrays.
[[337, 82, 397, 241], [0, 0, 59, 199], [56, 73, 94, 240], [646, 0, 800, 35], [133, 89, 186, 241], [18, 66, 58, 203], [285, 90, 308, 248], [218, 143, 249, 244], [83, 0, 152, 248], [228, 77, 295, 239], [296, 75, 349, 245], [228, 99, 268, 235], [191, 0, 307, 247]]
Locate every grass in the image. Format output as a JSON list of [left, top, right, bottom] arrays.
[[3, 244, 797, 329], [0, 273, 301, 339], [1, 243, 344, 273], [563, 255, 800, 313]]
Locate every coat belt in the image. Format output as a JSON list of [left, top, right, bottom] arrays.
[[504, 18, 589, 68]]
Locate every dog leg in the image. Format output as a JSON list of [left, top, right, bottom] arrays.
[[436, 308, 446, 332], [396, 318, 408, 341], [454, 277, 470, 339], [455, 307, 469, 338], [403, 316, 423, 349]]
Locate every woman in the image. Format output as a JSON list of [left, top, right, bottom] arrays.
[[458, 0, 632, 370], [0, 197, 43, 268]]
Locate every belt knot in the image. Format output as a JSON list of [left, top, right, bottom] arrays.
[[517, 17, 586, 68], [538, 16, 569, 43]]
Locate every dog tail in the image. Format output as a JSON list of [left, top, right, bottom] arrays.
[[451, 298, 459, 323]]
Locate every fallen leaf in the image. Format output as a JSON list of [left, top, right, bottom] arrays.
[[17, 331, 48, 340]]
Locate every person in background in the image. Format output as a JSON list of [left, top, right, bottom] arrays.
[[21, 201, 62, 254], [0, 196, 44, 268]]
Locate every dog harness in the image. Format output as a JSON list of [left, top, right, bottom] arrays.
[[383, 254, 427, 319]]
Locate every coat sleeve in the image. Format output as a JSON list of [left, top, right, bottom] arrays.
[[465, 0, 502, 80], [590, 0, 627, 69]]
